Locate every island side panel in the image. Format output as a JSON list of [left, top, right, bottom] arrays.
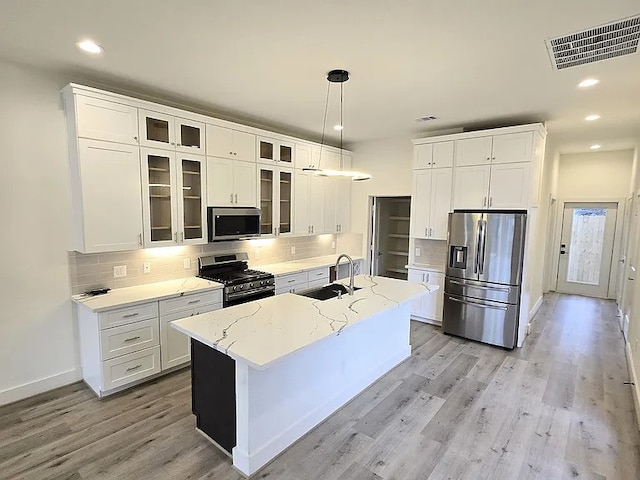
[[232, 303, 412, 476], [191, 339, 236, 455]]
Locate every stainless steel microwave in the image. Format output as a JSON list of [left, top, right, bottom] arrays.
[[207, 207, 261, 241]]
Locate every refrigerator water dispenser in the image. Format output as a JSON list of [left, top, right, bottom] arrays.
[[449, 246, 468, 269]]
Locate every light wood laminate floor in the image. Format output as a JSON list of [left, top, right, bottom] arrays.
[[1, 294, 639, 479]]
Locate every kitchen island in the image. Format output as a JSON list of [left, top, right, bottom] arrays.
[[172, 274, 437, 476]]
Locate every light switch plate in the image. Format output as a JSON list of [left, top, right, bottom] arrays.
[[332, 241, 336, 249], [143, 262, 151, 274], [183, 257, 191, 270], [113, 265, 127, 278], [415, 247, 421, 257], [291, 246, 296, 255]]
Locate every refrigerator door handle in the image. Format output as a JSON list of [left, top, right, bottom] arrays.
[[478, 220, 487, 276], [474, 219, 482, 274], [449, 279, 510, 292], [447, 296, 508, 311]]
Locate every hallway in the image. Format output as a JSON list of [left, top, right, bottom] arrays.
[[0, 294, 639, 479]]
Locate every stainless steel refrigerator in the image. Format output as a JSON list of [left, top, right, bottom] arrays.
[[443, 211, 527, 349]]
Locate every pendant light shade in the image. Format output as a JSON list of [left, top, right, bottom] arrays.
[[302, 69, 371, 181]]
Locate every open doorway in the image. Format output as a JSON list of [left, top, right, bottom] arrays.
[[555, 202, 620, 298], [368, 196, 411, 280]]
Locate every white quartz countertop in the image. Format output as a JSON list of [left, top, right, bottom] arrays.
[[258, 254, 364, 276], [72, 277, 223, 312], [172, 275, 438, 370]]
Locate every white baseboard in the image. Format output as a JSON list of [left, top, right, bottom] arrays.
[[410, 315, 442, 327], [529, 295, 543, 321], [233, 347, 411, 476], [0, 368, 82, 407], [625, 342, 640, 432]]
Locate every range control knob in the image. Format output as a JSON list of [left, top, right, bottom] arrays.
[[239, 285, 244, 290], [232, 286, 237, 291], [260, 281, 264, 286], [249, 282, 254, 288]]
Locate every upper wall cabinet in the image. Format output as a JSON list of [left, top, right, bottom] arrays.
[[258, 137, 294, 164], [206, 124, 256, 162], [413, 141, 454, 169], [455, 132, 533, 167], [75, 95, 139, 145], [139, 109, 205, 154], [206, 158, 257, 208]]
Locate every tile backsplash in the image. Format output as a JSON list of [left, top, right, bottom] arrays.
[[412, 238, 447, 269], [69, 233, 363, 295]]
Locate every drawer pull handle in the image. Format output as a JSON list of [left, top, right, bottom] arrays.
[[123, 313, 139, 318], [126, 364, 142, 372], [287, 279, 296, 283], [124, 336, 141, 342], [188, 299, 201, 304]]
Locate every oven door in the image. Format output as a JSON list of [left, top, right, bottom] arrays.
[[208, 207, 261, 241], [224, 288, 275, 308]]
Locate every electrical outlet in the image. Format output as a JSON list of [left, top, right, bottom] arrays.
[[331, 241, 336, 249], [143, 262, 151, 274], [291, 246, 296, 255], [415, 247, 421, 257], [183, 257, 191, 270], [113, 265, 127, 278]]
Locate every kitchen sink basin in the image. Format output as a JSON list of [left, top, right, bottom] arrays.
[[295, 283, 361, 301]]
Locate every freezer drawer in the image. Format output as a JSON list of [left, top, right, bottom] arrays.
[[444, 277, 520, 304], [442, 294, 519, 349]]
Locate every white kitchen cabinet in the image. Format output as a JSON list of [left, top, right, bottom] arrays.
[[258, 137, 294, 165], [74, 95, 139, 145], [319, 148, 341, 170], [294, 171, 325, 235], [453, 165, 491, 210], [411, 168, 452, 240], [335, 178, 351, 233], [206, 124, 255, 162], [141, 149, 207, 247], [455, 137, 493, 167], [74, 139, 144, 253], [491, 132, 533, 164], [294, 143, 313, 170], [414, 141, 454, 169], [258, 165, 294, 236], [488, 162, 531, 208], [206, 158, 257, 207], [139, 109, 204, 154], [407, 268, 444, 324]]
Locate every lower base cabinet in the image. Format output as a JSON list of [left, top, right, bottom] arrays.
[[274, 267, 330, 295], [407, 268, 445, 324], [77, 288, 222, 397]]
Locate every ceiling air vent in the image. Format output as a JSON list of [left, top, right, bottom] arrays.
[[416, 115, 437, 122], [545, 14, 640, 70]]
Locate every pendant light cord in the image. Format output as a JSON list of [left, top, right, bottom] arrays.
[[318, 80, 330, 168], [340, 81, 344, 168]]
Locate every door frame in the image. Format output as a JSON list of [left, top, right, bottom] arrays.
[[550, 197, 626, 299]]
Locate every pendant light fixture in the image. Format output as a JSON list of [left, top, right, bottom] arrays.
[[303, 69, 372, 181]]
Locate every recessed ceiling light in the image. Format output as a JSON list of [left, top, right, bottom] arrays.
[[76, 40, 103, 54], [590, 144, 601, 150], [578, 78, 599, 88], [333, 124, 344, 131], [585, 114, 601, 121]]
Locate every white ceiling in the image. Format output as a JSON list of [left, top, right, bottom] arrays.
[[1, 0, 639, 152]]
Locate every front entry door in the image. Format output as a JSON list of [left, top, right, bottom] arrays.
[[557, 202, 618, 298]]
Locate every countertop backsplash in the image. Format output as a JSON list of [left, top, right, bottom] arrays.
[[69, 233, 363, 295], [411, 238, 447, 270]]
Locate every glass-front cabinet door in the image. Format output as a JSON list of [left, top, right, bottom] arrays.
[[279, 170, 292, 234], [257, 137, 295, 164], [139, 109, 175, 150], [259, 168, 274, 235], [178, 156, 207, 244], [279, 142, 293, 164], [175, 118, 205, 154], [142, 149, 177, 246], [258, 138, 275, 163]]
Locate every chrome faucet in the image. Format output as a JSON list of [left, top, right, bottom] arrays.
[[335, 254, 355, 295]]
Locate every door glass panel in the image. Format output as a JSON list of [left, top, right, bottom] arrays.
[[180, 124, 201, 148], [147, 155, 172, 241], [566, 208, 607, 285], [182, 159, 202, 240], [279, 171, 292, 234], [280, 145, 292, 163], [260, 141, 274, 161], [146, 117, 170, 144], [260, 169, 273, 234]]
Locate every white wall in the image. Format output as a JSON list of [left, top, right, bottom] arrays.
[[557, 149, 635, 199], [350, 136, 413, 259], [0, 60, 81, 404]]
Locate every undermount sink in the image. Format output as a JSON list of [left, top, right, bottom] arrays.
[[295, 283, 361, 301]]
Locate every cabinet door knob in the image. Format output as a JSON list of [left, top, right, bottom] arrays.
[[171, 142, 175, 146], [229, 151, 233, 155], [177, 144, 181, 147], [235, 193, 238, 203], [483, 196, 487, 207], [134, 136, 138, 141], [489, 197, 493, 207], [486, 157, 490, 161], [230, 193, 234, 203], [138, 233, 142, 246]]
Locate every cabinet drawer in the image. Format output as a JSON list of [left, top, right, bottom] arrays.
[[100, 318, 159, 361], [159, 290, 223, 316], [307, 268, 329, 282], [308, 278, 329, 289], [101, 346, 161, 392], [99, 303, 158, 330], [275, 272, 307, 290]]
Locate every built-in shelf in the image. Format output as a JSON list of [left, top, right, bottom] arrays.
[[261, 199, 273, 202], [151, 226, 171, 230], [388, 251, 409, 256], [183, 170, 201, 176], [149, 167, 169, 173], [388, 234, 409, 239], [389, 216, 410, 221], [183, 196, 201, 200], [184, 225, 201, 229], [386, 268, 407, 274], [150, 195, 171, 199]]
